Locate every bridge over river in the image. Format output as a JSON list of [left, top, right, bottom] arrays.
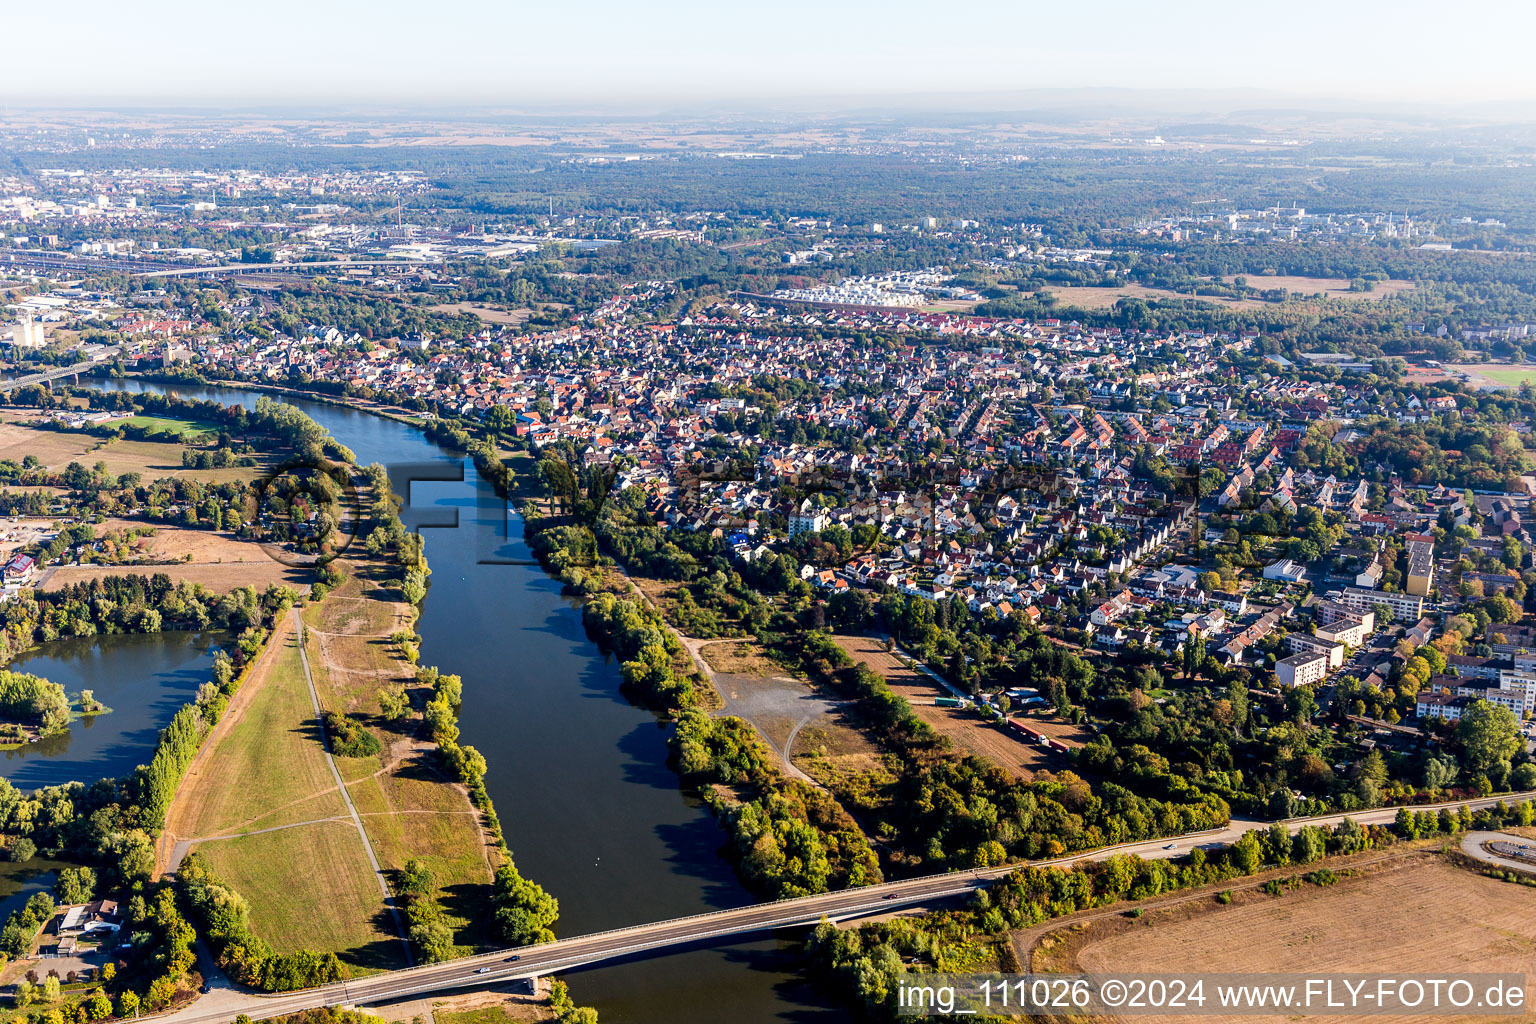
[[0, 349, 119, 393], [160, 791, 1533, 1023]]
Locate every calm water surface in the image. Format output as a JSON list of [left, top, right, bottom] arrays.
[[96, 379, 841, 1023], [3, 631, 224, 791]]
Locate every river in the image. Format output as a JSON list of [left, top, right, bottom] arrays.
[[94, 379, 839, 1023], [2, 631, 225, 792]]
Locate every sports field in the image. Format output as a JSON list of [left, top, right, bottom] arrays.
[[1463, 363, 1536, 388]]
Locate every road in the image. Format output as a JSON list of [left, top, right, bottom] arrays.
[[156, 790, 1536, 1022], [291, 610, 413, 967], [1460, 830, 1536, 873]]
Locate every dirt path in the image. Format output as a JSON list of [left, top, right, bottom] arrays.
[[294, 608, 415, 966], [678, 636, 837, 788], [155, 615, 294, 878]]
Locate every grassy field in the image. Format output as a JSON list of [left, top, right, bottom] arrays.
[[166, 623, 347, 838], [432, 995, 558, 1024], [118, 414, 219, 439], [160, 569, 495, 963], [305, 572, 495, 947], [1464, 363, 1536, 388], [193, 821, 403, 971], [1033, 853, 1536, 1023], [348, 768, 495, 947]]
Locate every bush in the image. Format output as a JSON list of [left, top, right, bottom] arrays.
[[323, 711, 382, 758]]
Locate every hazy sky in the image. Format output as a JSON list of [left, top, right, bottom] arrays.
[[7, 0, 1534, 108]]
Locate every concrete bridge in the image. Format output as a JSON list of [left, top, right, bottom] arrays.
[[158, 791, 1534, 1023]]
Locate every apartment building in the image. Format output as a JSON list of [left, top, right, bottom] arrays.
[[1405, 534, 1435, 597], [1288, 633, 1345, 669], [1314, 601, 1375, 633], [1317, 619, 1370, 648], [1276, 650, 1331, 687], [1340, 587, 1423, 623]]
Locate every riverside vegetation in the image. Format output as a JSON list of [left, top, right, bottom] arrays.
[[807, 797, 1536, 1019], [0, 397, 558, 1021]]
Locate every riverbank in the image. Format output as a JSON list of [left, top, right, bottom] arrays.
[[88, 373, 849, 1024]]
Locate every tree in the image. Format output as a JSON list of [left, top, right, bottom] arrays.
[[827, 588, 874, 630], [1421, 754, 1458, 791], [41, 975, 60, 1003], [483, 404, 516, 438], [53, 867, 96, 906], [399, 859, 435, 898], [1291, 826, 1325, 864], [1458, 700, 1520, 774], [10, 838, 35, 863], [378, 685, 410, 721], [1231, 831, 1263, 874]]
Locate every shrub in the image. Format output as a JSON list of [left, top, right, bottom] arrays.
[[322, 711, 382, 758]]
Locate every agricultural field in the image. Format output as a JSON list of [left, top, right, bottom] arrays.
[[41, 518, 307, 592], [832, 634, 1063, 778], [1025, 852, 1536, 1024], [1040, 275, 1413, 312], [0, 417, 263, 483], [429, 302, 533, 326]]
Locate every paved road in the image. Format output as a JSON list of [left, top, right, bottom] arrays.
[[292, 610, 413, 967], [1460, 830, 1536, 873], [155, 790, 1536, 1023]]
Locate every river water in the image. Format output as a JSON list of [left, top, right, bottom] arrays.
[[94, 380, 839, 1023], [2, 631, 224, 791]]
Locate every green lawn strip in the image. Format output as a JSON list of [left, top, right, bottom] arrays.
[[193, 820, 404, 973]]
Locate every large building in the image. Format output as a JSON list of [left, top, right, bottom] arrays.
[[1315, 600, 1374, 632], [1340, 587, 1422, 623], [1288, 633, 1345, 669], [787, 510, 828, 539], [1276, 650, 1330, 688], [1317, 619, 1370, 648], [7, 316, 45, 349], [1405, 534, 1435, 597]]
